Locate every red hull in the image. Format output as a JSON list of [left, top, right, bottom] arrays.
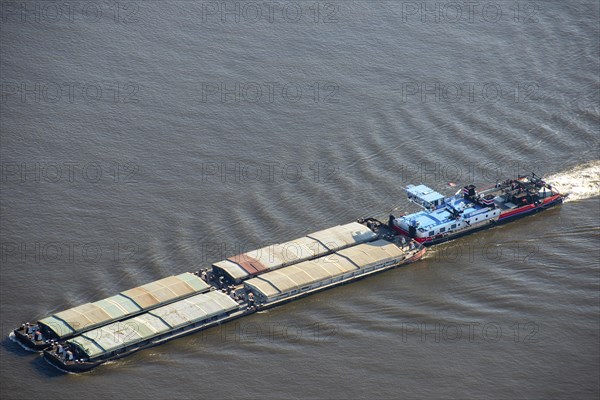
[[498, 194, 562, 220]]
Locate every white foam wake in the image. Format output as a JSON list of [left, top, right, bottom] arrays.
[[546, 161, 600, 202], [8, 332, 37, 352]]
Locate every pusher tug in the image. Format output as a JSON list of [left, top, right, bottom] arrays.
[[391, 173, 566, 245]]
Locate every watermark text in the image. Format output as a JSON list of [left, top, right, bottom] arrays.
[[1, 82, 140, 104], [1, 241, 139, 264], [1, 1, 140, 24], [1, 161, 139, 184]]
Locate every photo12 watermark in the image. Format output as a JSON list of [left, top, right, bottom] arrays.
[[1, 241, 139, 264], [399, 2, 541, 24], [401, 81, 540, 103], [430, 240, 540, 265], [0, 82, 140, 104], [200, 161, 338, 184], [200, 1, 340, 23], [199, 81, 340, 104], [196, 238, 353, 264], [0, 161, 139, 184], [399, 321, 540, 343], [191, 321, 339, 344], [393, 161, 553, 185], [0, 1, 141, 24]]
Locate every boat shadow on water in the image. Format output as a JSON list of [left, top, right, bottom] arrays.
[[30, 355, 70, 378], [4, 335, 85, 377], [2, 336, 64, 377]]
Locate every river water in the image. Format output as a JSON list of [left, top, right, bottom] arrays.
[[1, 1, 598, 399]]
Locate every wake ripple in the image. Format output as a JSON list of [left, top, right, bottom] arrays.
[[546, 161, 600, 202]]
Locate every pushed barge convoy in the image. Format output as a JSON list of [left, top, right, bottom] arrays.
[[11, 173, 566, 373], [12, 219, 425, 372], [392, 173, 566, 245]]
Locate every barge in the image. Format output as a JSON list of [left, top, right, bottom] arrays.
[[11, 273, 212, 351], [392, 173, 566, 245], [13, 220, 425, 372]]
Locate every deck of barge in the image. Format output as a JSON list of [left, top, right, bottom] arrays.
[[14, 218, 423, 372]]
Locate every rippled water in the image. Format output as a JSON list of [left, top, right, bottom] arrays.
[[1, 1, 599, 399]]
